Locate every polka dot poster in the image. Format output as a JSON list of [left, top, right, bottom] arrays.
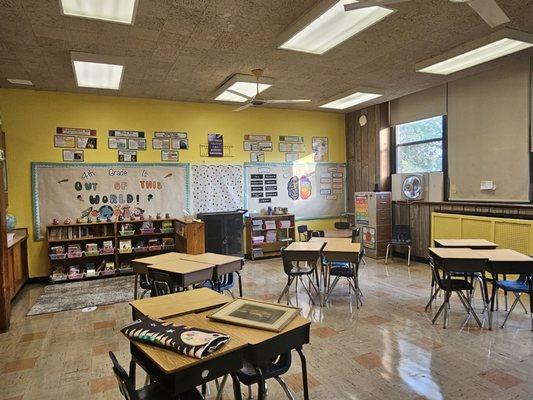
[[192, 165, 244, 213]]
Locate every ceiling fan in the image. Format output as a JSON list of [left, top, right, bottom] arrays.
[[343, 0, 510, 28], [229, 69, 311, 112]]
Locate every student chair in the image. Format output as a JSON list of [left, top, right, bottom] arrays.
[[148, 270, 175, 296], [277, 247, 319, 305], [310, 230, 325, 238], [385, 225, 412, 266], [138, 274, 152, 299], [236, 352, 295, 400], [109, 352, 203, 400], [325, 248, 365, 308], [429, 256, 487, 329], [202, 273, 236, 298], [297, 225, 308, 242], [351, 227, 361, 243]]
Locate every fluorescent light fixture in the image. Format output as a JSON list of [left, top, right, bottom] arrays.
[[320, 91, 382, 110], [214, 74, 273, 103], [71, 52, 124, 90], [279, 0, 395, 55], [59, 0, 138, 24], [7, 78, 33, 85], [417, 28, 533, 75]]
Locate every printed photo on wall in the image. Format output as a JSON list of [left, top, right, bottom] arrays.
[[108, 137, 128, 149], [152, 138, 170, 150], [118, 150, 137, 162], [171, 137, 188, 150], [312, 137, 329, 162], [54, 135, 76, 148], [76, 136, 97, 149], [250, 152, 265, 163], [161, 150, 179, 162], [285, 152, 299, 162], [128, 138, 147, 150], [208, 133, 224, 157], [62, 149, 84, 162]]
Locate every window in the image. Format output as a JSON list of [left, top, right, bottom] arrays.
[[395, 116, 444, 173]]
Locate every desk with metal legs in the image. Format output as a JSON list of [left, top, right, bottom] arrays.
[[322, 242, 361, 306], [131, 252, 183, 299]]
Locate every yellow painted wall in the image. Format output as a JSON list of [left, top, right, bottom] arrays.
[[0, 89, 346, 277]]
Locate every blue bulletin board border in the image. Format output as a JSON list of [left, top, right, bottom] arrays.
[[31, 162, 190, 241], [243, 162, 347, 221]]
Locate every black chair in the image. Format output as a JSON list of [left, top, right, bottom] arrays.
[[334, 221, 350, 230], [138, 274, 152, 299], [277, 247, 319, 305], [237, 352, 294, 400], [109, 352, 203, 400], [310, 230, 324, 238], [429, 256, 487, 329], [297, 225, 308, 242], [488, 261, 533, 331], [385, 225, 412, 266], [148, 270, 175, 296], [325, 249, 365, 308], [351, 227, 360, 243]]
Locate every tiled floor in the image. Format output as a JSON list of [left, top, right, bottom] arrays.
[[1, 257, 532, 399]]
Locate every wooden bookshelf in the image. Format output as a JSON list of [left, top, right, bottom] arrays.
[[46, 218, 205, 283], [245, 214, 295, 260]]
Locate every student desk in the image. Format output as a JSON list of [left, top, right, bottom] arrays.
[[129, 290, 312, 400], [131, 252, 182, 299], [179, 252, 244, 296], [308, 237, 352, 245], [147, 259, 215, 289], [433, 239, 498, 249], [283, 241, 325, 261], [322, 229, 352, 238]]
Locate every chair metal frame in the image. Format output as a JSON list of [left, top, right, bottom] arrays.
[[324, 249, 365, 308], [277, 248, 320, 306], [385, 225, 412, 266]]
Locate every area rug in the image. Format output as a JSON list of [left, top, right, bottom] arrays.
[[27, 275, 137, 316]]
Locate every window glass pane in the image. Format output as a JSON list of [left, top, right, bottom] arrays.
[[396, 116, 443, 145], [397, 141, 442, 173]]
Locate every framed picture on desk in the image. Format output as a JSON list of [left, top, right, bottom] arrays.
[[208, 298, 299, 332]]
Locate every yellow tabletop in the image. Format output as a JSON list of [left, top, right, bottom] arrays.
[[470, 249, 533, 262], [434, 239, 498, 248], [323, 230, 352, 238], [179, 252, 242, 265], [309, 237, 352, 245], [285, 241, 324, 252], [148, 259, 214, 275], [429, 247, 489, 260], [323, 242, 361, 253], [132, 252, 183, 265]]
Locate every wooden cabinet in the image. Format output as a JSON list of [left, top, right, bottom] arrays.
[[6, 228, 28, 300], [355, 192, 391, 259], [175, 219, 205, 255], [246, 214, 295, 260]]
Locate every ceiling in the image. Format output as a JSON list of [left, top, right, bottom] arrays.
[[0, 0, 532, 112]]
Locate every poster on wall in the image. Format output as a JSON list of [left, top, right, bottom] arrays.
[[31, 163, 189, 240], [355, 195, 369, 224], [244, 163, 346, 219], [109, 130, 145, 138], [76, 137, 97, 149], [118, 150, 137, 162], [63, 150, 84, 162], [57, 127, 96, 136], [108, 137, 128, 149], [161, 150, 179, 162], [362, 226, 376, 249], [191, 165, 243, 213], [312, 137, 329, 162], [208, 133, 224, 157], [152, 138, 170, 150], [54, 135, 75, 148], [250, 152, 265, 162], [285, 153, 299, 162], [128, 138, 146, 150], [171, 137, 188, 150]]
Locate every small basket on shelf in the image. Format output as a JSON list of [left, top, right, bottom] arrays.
[[162, 244, 175, 251], [119, 267, 133, 274], [119, 229, 136, 236], [148, 245, 163, 252], [49, 253, 67, 260], [140, 228, 156, 234], [84, 250, 100, 257], [133, 246, 148, 253], [100, 269, 116, 277], [51, 273, 67, 282], [119, 247, 133, 254], [99, 247, 115, 255], [160, 228, 175, 234], [67, 251, 84, 259], [67, 272, 85, 280]]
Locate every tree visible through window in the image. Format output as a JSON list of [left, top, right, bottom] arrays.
[[395, 116, 443, 173]]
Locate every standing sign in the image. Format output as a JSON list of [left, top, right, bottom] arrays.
[[208, 133, 224, 157], [355, 195, 369, 224]]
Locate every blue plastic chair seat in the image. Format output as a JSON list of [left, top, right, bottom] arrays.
[[497, 279, 531, 293], [330, 266, 354, 277]]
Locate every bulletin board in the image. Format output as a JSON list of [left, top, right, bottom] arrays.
[[244, 163, 346, 219], [31, 163, 190, 240], [192, 164, 244, 213]]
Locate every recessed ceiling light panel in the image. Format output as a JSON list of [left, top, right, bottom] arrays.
[[416, 28, 533, 75], [279, 0, 395, 55], [60, 0, 138, 24], [71, 52, 125, 90], [214, 74, 273, 103], [7, 78, 33, 85], [320, 92, 382, 110]]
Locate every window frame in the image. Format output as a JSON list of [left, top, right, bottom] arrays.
[[391, 115, 448, 199]]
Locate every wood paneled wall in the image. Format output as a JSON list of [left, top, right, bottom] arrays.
[[345, 103, 390, 214], [393, 201, 533, 259]]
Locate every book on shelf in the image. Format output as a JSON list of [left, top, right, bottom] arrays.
[[50, 245, 65, 254], [276, 220, 292, 229], [252, 219, 263, 226], [148, 238, 160, 246], [103, 240, 113, 250], [67, 244, 81, 253], [119, 239, 132, 249], [85, 243, 98, 252], [162, 220, 173, 229], [162, 237, 175, 246], [252, 247, 264, 258], [264, 220, 276, 230], [265, 231, 277, 243]]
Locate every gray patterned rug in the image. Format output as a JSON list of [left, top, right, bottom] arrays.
[[27, 275, 137, 316]]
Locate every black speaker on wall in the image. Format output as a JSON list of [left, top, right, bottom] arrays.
[[196, 209, 247, 257]]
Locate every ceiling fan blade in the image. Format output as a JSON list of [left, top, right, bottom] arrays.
[[467, 0, 510, 28], [344, 0, 409, 11], [227, 89, 252, 100], [264, 99, 311, 104], [233, 103, 253, 112]]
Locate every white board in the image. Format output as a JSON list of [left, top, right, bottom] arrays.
[[32, 163, 189, 240], [244, 163, 346, 219], [192, 164, 244, 213]]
